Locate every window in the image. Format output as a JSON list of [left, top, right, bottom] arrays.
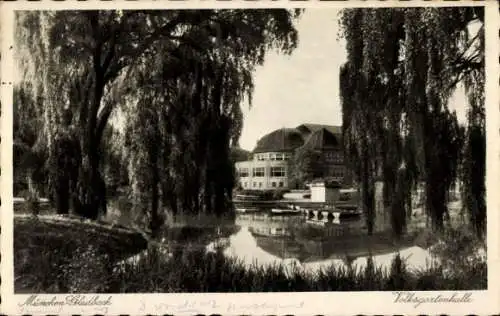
[[270, 153, 276, 161], [284, 153, 292, 160], [259, 182, 263, 188], [325, 151, 343, 163], [325, 152, 333, 162], [272, 182, 277, 188], [339, 192, 351, 201], [257, 153, 268, 161], [270, 166, 286, 177], [335, 152, 343, 163], [253, 182, 257, 188], [275, 153, 285, 161], [253, 167, 265, 177], [238, 168, 249, 177], [279, 182, 284, 187], [243, 182, 247, 188], [331, 167, 344, 178], [325, 152, 334, 162]]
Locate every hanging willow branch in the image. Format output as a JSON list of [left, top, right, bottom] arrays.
[[339, 7, 484, 236]]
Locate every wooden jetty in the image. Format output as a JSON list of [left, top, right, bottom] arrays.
[[234, 198, 362, 221]]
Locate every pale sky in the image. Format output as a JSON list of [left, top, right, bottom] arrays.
[[238, 9, 469, 151], [239, 9, 346, 151]]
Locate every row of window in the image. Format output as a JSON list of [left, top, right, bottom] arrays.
[[254, 151, 344, 163], [324, 152, 343, 163], [253, 152, 343, 163], [328, 167, 345, 178], [255, 153, 292, 161], [242, 181, 285, 188], [238, 167, 286, 178]]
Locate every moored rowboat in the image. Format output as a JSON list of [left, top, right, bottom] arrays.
[[270, 208, 302, 216]]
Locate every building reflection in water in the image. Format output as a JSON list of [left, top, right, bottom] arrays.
[[234, 212, 419, 264]]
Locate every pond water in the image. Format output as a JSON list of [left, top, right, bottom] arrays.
[[164, 210, 436, 273], [13, 197, 456, 274]]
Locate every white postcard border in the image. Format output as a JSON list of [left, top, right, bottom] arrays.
[[1, 1, 499, 315]]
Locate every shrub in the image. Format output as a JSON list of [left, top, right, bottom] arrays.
[[59, 245, 113, 293]]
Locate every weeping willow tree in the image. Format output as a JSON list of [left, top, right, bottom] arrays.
[[120, 10, 302, 235], [461, 34, 486, 238], [13, 86, 48, 199], [15, 9, 301, 223], [339, 7, 484, 237]]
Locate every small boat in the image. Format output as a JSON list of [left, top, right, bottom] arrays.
[[337, 208, 362, 219], [234, 194, 260, 201], [269, 208, 302, 216], [235, 207, 259, 213]]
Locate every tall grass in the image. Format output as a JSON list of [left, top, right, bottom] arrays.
[[108, 242, 485, 292], [16, 239, 486, 293]]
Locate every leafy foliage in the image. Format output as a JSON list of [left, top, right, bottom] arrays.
[[13, 86, 48, 198], [338, 7, 484, 236], [15, 10, 302, 232], [288, 146, 325, 189], [230, 147, 251, 163]]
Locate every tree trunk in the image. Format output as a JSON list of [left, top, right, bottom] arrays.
[[150, 172, 161, 238], [383, 168, 396, 208], [52, 134, 79, 215], [72, 142, 106, 220], [463, 125, 486, 238], [27, 173, 36, 197], [391, 168, 407, 238], [361, 140, 375, 235], [425, 172, 446, 232]]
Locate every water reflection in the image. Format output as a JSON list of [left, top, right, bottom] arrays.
[[206, 212, 436, 272]]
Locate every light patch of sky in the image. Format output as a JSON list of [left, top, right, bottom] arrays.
[[449, 83, 468, 124], [239, 9, 346, 151], [239, 8, 472, 151]]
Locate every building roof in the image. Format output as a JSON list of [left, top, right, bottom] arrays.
[[301, 127, 341, 150], [296, 124, 342, 136], [252, 124, 343, 154], [253, 128, 305, 153]]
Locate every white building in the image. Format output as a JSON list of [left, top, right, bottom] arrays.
[[235, 124, 353, 191]]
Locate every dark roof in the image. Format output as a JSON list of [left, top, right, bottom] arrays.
[[253, 128, 305, 153], [296, 124, 342, 136], [302, 128, 341, 150], [252, 124, 343, 154]]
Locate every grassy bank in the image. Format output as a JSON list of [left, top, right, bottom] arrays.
[[14, 214, 148, 293], [15, 221, 486, 293]]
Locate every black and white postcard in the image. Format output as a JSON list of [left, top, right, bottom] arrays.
[[1, 0, 499, 314]]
